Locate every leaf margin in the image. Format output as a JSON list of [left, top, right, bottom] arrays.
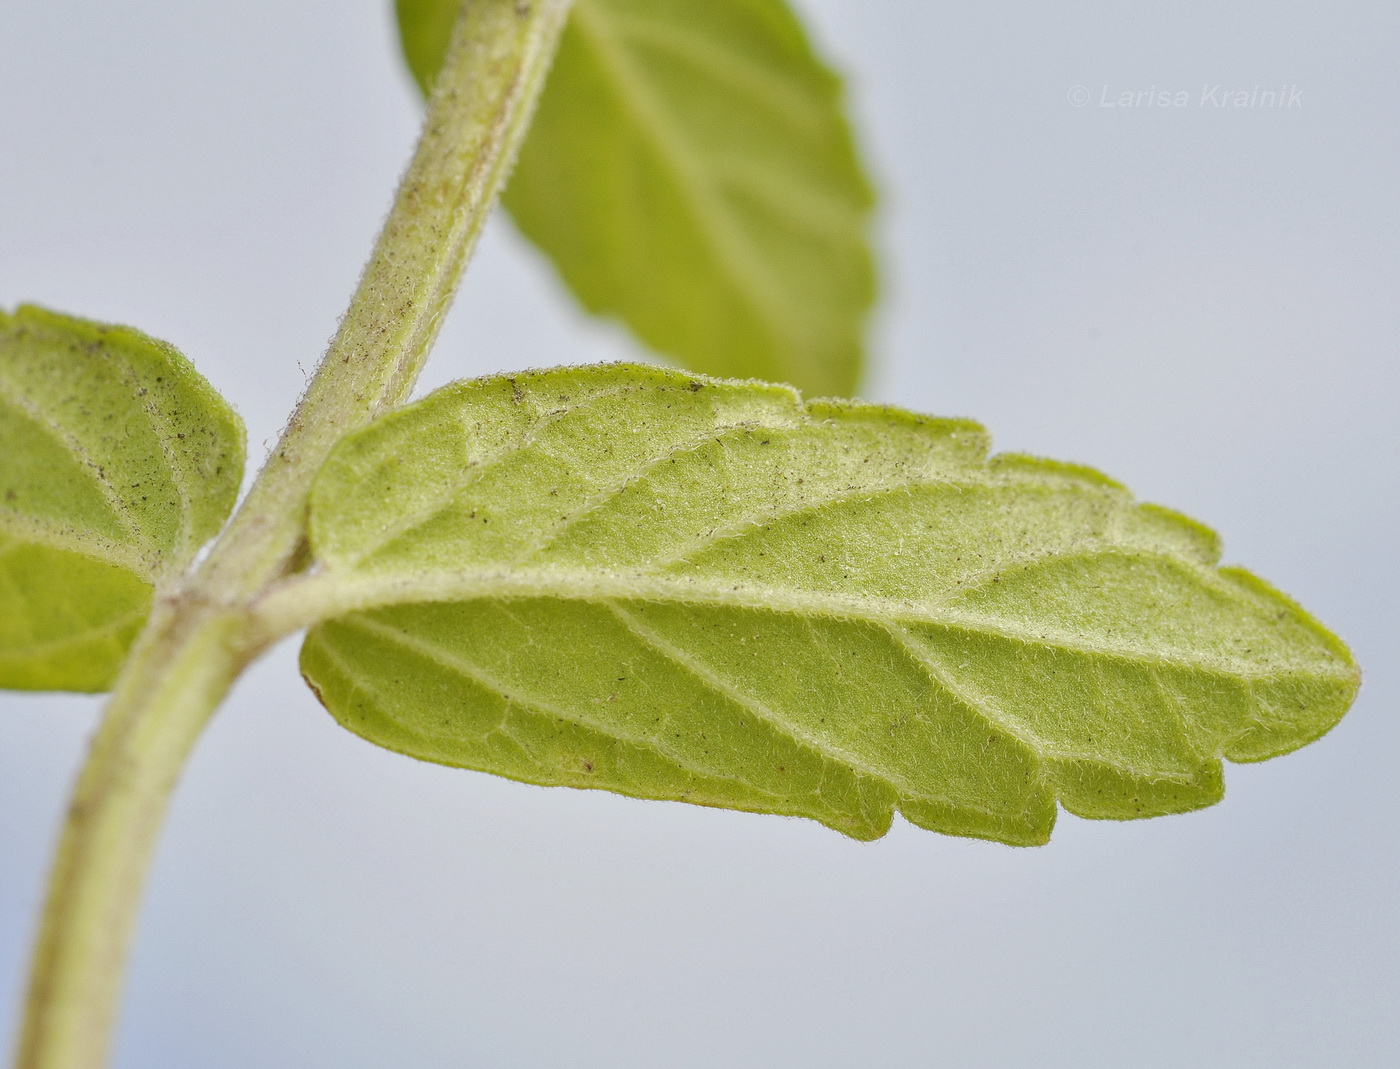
[[281, 362, 1359, 844], [0, 304, 246, 692]]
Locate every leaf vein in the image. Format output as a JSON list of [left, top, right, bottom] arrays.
[[337, 612, 802, 806], [604, 600, 886, 785], [571, 0, 806, 372], [0, 374, 147, 549]]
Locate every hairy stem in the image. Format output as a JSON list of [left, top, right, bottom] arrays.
[[199, 0, 573, 602], [14, 3, 574, 1067], [14, 602, 251, 1069]]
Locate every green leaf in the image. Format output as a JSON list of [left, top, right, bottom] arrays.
[[296, 365, 1357, 844], [0, 306, 245, 691], [396, 0, 877, 396]]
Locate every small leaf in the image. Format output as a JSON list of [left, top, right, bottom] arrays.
[[396, 0, 877, 396], [297, 365, 1357, 844], [0, 306, 245, 691]]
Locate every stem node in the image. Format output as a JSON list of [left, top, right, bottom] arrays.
[[13, 3, 574, 1066]]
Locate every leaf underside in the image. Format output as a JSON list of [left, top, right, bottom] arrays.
[[0, 306, 245, 691], [299, 365, 1357, 844], [397, 0, 876, 396]]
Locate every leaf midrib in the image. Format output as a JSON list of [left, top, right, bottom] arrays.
[[609, 10, 832, 139], [337, 606, 1063, 821], [570, 0, 804, 374], [324, 585, 1224, 798], [284, 560, 1351, 683]]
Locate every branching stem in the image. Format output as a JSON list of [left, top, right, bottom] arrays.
[[198, 0, 574, 602], [13, 4, 574, 1067]]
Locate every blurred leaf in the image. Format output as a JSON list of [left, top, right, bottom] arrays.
[[397, 0, 876, 396], [0, 306, 245, 691], [297, 365, 1357, 843]]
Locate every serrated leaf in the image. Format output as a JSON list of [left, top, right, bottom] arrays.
[[397, 0, 876, 396], [0, 306, 245, 691], [296, 365, 1357, 844]]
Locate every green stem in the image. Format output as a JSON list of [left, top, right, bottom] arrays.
[[14, 4, 573, 1068], [198, 0, 573, 602], [14, 603, 251, 1069]]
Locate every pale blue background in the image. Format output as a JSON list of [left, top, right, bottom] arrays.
[[1, 2, 1396, 1066]]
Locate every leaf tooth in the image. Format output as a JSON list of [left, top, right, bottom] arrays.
[[987, 452, 1131, 493], [803, 397, 990, 464], [1118, 501, 1223, 564], [1048, 756, 1225, 821]]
